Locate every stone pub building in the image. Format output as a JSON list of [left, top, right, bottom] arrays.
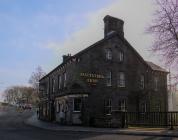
[[39, 15, 168, 127]]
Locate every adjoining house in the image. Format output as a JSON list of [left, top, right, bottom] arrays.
[[38, 15, 168, 127]]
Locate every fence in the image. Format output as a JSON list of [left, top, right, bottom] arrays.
[[126, 112, 178, 127], [110, 111, 178, 128]]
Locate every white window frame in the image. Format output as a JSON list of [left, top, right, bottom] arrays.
[[154, 77, 158, 91], [119, 51, 124, 62], [58, 75, 61, 89], [52, 79, 55, 93], [73, 98, 82, 112], [104, 99, 112, 115], [106, 49, 112, 60], [56, 100, 60, 113], [140, 102, 147, 112], [106, 71, 112, 86], [64, 72, 67, 87], [155, 103, 161, 112], [118, 99, 127, 111], [140, 75, 145, 89], [118, 72, 125, 87], [47, 83, 49, 94]]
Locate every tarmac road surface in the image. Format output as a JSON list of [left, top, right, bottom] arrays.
[[0, 105, 178, 140]]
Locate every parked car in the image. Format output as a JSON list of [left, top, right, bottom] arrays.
[[24, 104, 32, 110]]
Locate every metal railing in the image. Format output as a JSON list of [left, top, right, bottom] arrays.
[[125, 112, 178, 127]]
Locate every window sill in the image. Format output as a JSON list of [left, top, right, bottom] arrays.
[[73, 111, 81, 113], [105, 114, 111, 116], [118, 86, 125, 88]]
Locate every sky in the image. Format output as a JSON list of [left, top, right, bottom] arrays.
[[0, 0, 163, 100]]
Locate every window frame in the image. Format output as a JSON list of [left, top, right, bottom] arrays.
[[63, 72, 67, 88], [118, 99, 127, 111], [104, 99, 112, 115], [52, 78, 55, 93], [119, 51, 124, 62], [140, 74, 145, 89], [56, 100, 60, 113], [118, 72, 125, 87], [154, 77, 158, 91], [73, 98, 82, 112], [106, 49, 112, 60], [106, 71, 112, 86], [140, 102, 147, 112], [58, 75, 61, 89]]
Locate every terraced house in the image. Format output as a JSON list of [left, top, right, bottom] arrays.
[[38, 15, 168, 127]]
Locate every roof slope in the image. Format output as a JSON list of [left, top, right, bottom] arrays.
[[146, 61, 168, 72], [40, 32, 168, 81]]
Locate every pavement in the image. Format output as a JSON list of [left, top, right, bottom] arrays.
[[25, 115, 178, 137]]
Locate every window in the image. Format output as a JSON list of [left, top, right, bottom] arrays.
[[119, 51, 124, 62], [155, 103, 161, 112], [118, 99, 127, 111], [106, 49, 112, 60], [64, 72, 67, 87], [58, 75, 61, 89], [47, 84, 49, 94], [47, 79, 50, 94], [118, 72, 125, 87], [140, 75, 145, 89], [73, 98, 82, 112], [154, 77, 158, 91], [52, 79, 55, 93], [56, 100, 60, 113], [104, 99, 112, 115], [140, 102, 147, 112], [106, 71, 112, 86]]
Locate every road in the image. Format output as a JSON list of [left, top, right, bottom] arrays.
[[0, 106, 178, 140]]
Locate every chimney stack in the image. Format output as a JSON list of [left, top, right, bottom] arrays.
[[63, 54, 71, 63], [103, 15, 124, 38]]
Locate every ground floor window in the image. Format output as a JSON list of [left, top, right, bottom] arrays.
[[56, 100, 60, 113], [140, 102, 147, 112], [104, 99, 112, 115], [73, 98, 82, 112], [118, 99, 127, 111], [155, 104, 161, 112]]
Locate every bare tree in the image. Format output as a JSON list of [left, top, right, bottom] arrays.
[[147, 0, 178, 67], [3, 86, 35, 105], [29, 66, 46, 91]]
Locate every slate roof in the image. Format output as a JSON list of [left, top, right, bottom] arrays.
[[146, 61, 168, 73], [40, 27, 168, 81]]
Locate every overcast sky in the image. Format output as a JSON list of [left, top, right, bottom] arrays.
[[0, 0, 164, 99]]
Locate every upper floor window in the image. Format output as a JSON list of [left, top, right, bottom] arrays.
[[104, 99, 112, 115], [64, 72, 67, 87], [119, 51, 124, 62], [140, 75, 145, 89], [46, 84, 49, 94], [117, 72, 125, 87], [106, 71, 112, 86], [154, 77, 158, 91], [52, 79, 55, 93], [106, 49, 112, 60], [47, 78, 50, 94], [58, 75, 61, 89]]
